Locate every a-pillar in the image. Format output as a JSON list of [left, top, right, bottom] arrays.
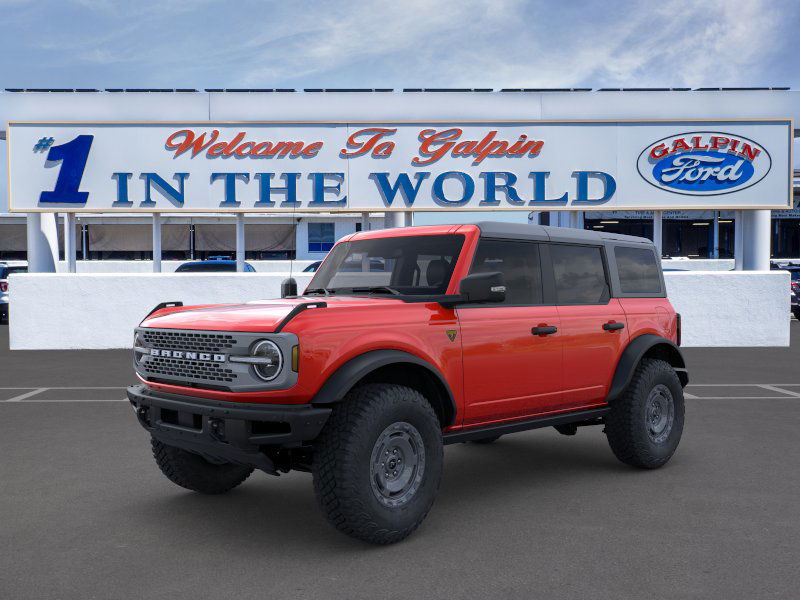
[[25, 213, 59, 273], [741, 210, 771, 271]]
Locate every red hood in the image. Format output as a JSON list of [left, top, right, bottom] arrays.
[[141, 296, 405, 332]]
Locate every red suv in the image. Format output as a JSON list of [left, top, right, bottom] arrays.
[[128, 222, 687, 544]]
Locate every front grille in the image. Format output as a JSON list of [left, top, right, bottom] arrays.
[[141, 330, 237, 353], [145, 355, 238, 383]]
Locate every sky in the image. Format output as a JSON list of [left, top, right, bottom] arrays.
[[0, 0, 798, 90]]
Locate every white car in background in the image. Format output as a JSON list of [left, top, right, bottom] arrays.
[[0, 261, 28, 323]]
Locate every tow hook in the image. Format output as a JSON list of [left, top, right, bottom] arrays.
[[208, 418, 226, 442], [135, 406, 150, 427]]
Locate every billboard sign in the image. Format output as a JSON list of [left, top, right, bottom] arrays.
[[7, 119, 792, 213]]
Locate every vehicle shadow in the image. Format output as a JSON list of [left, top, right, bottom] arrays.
[[124, 430, 634, 552]]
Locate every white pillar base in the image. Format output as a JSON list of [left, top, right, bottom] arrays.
[[25, 213, 59, 273], [741, 210, 771, 271]]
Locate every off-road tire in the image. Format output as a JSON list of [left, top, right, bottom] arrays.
[[312, 383, 443, 544], [471, 435, 502, 444], [151, 438, 253, 494], [605, 358, 684, 469], [792, 308, 800, 321]]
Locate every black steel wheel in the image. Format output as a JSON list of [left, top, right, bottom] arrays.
[[605, 358, 685, 469], [312, 383, 443, 544]]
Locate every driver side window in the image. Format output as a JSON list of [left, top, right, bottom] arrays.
[[469, 240, 542, 305]]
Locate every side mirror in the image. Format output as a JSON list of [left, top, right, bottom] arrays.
[[460, 271, 506, 303], [281, 277, 298, 298], [439, 271, 506, 307]]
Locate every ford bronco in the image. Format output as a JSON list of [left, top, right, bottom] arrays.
[[128, 222, 687, 544]]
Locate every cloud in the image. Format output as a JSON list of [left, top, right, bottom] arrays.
[[0, 0, 796, 89]]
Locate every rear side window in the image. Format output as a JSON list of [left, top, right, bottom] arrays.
[[551, 244, 608, 304], [469, 240, 542, 305], [615, 247, 662, 294]]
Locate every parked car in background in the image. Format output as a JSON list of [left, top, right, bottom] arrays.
[[175, 258, 256, 273], [0, 261, 28, 323], [303, 261, 322, 272]]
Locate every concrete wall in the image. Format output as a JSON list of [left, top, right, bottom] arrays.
[[664, 270, 790, 347], [8, 273, 313, 350], [7, 270, 790, 350]]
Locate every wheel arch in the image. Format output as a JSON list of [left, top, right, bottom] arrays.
[[312, 349, 457, 427], [606, 334, 688, 403]]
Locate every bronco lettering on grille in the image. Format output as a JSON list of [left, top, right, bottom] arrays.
[[150, 349, 226, 362]]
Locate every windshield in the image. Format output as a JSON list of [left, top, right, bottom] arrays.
[[307, 234, 465, 296]]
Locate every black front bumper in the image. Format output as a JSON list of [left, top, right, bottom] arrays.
[[127, 384, 331, 473]]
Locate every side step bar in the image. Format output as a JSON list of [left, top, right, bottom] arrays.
[[442, 406, 610, 445]]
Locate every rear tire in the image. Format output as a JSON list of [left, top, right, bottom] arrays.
[[312, 383, 443, 544], [151, 438, 253, 494], [605, 358, 684, 469]]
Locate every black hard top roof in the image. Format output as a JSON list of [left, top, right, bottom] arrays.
[[471, 221, 653, 246]]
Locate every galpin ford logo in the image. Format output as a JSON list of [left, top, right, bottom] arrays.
[[637, 132, 771, 196]]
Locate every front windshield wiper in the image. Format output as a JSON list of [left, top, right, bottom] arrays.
[[348, 286, 401, 295], [304, 287, 334, 296]]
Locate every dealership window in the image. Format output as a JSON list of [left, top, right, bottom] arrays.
[[0, 223, 28, 260], [308, 222, 335, 253], [551, 244, 608, 304], [469, 240, 542, 305], [772, 219, 800, 258], [615, 246, 661, 294], [194, 223, 296, 260]]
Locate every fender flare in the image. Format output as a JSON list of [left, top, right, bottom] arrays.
[[606, 334, 688, 403], [312, 349, 457, 426]]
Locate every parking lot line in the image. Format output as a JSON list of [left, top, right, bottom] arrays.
[[5, 388, 48, 402], [757, 384, 800, 397]]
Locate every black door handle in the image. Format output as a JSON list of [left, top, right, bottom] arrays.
[[603, 322, 625, 331], [532, 326, 558, 336]]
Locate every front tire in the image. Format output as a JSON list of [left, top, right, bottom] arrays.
[[605, 358, 685, 469], [312, 383, 443, 544], [151, 438, 253, 494]]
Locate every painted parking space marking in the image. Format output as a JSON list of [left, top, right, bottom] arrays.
[[0, 386, 127, 402], [5, 388, 48, 402]]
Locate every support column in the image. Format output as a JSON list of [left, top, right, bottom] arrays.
[[64, 213, 76, 273], [653, 211, 663, 255], [386, 212, 406, 228], [235, 213, 245, 272], [741, 210, 771, 270], [403, 211, 413, 227], [25, 213, 59, 273], [360, 212, 370, 232], [81, 223, 89, 261], [152, 213, 162, 273], [734, 210, 744, 270], [712, 211, 720, 259]]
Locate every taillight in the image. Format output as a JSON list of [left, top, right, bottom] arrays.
[[675, 313, 681, 347], [791, 281, 800, 292], [0, 281, 7, 293]]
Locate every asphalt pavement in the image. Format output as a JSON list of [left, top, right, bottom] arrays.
[[1, 322, 799, 599]]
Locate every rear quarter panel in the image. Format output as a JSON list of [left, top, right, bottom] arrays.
[[618, 297, 678, 343]]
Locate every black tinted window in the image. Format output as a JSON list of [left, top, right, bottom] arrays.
[[615, 246, 662, 294], [469, 240, 542, 305], [551, 244, 608, 304]]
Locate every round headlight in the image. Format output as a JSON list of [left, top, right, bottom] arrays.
[[252, 340, 282, 381], [133, 332, 146, 365]]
